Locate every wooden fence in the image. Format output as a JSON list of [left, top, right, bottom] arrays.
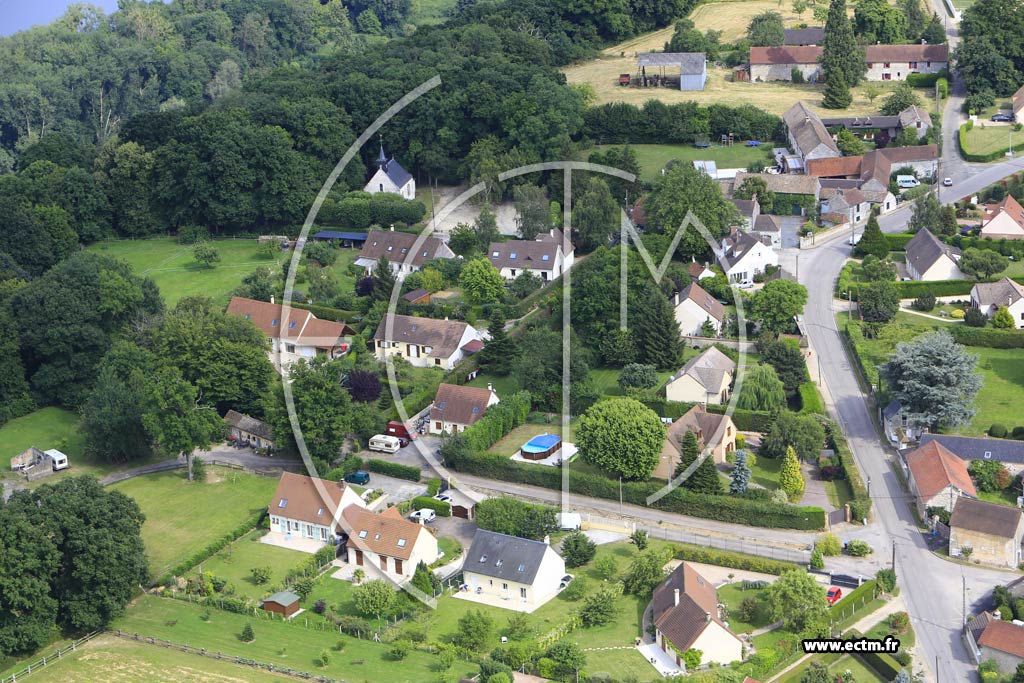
[[1, 632, 101, 683]]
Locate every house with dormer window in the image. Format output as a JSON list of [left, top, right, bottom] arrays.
[[355, 227, 455, 278], [341, 505, 438, 581], [487, 229, 574, 282], [459, 530, 566, 612], [429, 382, 500, 434], [266, 472, 366, 549], [373, 314, 485, 369]]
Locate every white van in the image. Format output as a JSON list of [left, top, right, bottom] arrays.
[[896, 175, 920, 189], [368, 435, 401, 453]]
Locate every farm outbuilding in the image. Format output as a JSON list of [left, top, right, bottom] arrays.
[[261, 591, 301, 618], [636, 53, 707, 91]]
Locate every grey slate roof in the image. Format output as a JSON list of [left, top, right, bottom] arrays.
[[263, 591, 300, 606], [919, 434, 1024, 466], [224, 410, 273, 440], [906, 229, 960, 277], [783, 27, 825, 45], [972, 276, 1024, 308], [381, 158, 413, 188], [883, 401, 902, 421], [372, 314, 472, 360], [783, 102, 840, 159], [638, 52, 706, 74], [950, 497, 1023, 539], [669, 346, 736, 392], [730, 198, 757, 219], [465, 529, 551, 584]]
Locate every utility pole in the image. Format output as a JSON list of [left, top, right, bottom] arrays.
[[962, 573, 967, 626], [891, 540, 895, 573]]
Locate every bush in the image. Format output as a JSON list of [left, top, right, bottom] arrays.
[[846, 540, 873, 556], [240, 622, 255, 642], [410, 496, 452, 517], [559, 577, 588, 601], [313, 599, 327, 615], [460, 392, 533, 452], [250, 566, 271, 585], [817, 533, 842, 556], [367, 459, 421, 481], [810, 548, 824, 569], [911, 292, 936, 311], [889, 610, 910, 634], [426, 478, 442, 496], [1012, 426, 1024, 440], [952, 324, 1024, 348], [989, 423, 1008, 438], [389, 640, 411, 660], [951, 308, 966, 320], [905, 70, 946, 88], [937, 77, 948, 99], [561, 531, 597, 568], [876, 568, 897, 593]]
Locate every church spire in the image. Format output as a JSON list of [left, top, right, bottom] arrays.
[[376, 136, 388, 170]]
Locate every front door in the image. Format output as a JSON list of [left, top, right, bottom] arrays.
[[379, 555, 388, 571], [355, 549, 363, 566], [395, 559, 403, 575]]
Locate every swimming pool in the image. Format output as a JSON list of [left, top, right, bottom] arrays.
[[521, 433, 561, 460]]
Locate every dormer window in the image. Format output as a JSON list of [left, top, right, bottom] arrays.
[[495, 559, 503, 567], [492, 251, 499, 257], [358, 530, 368, 538], [479, 554, 487, 563], [278, 499, 287, 508], [397, 538, 407, 547]]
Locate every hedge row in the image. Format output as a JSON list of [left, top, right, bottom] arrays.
[[827, 417, 872, 520], [842, 322, 880, 389], [157, 509, 267, 586], [858, 649, 904, 681], [367, 459, 421, 481], [959, 124, 1024, 163], [288, 301, 360, 327], [638, 398, 776, 433], [798, 382, 825, 415], [894, 279, 974, 298], [285, 544, 336, 584], [410, 495, 452, 517], [675, 543, 801, 575], [461, 391, 532, 453], [905, 70, 947, 88], [445, 449, 827, 530], [950, 325, 1024, 348]]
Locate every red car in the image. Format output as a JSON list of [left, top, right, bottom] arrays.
[[826, 587, 842, 605]]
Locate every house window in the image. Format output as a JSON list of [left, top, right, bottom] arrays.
[[320, 528, 327, 540], [492, 251, 499, 258], [271, 318, 279, 326], [882, 73, 891, 81], [397, 538, 406, 548], [867, 63, 873, 68], [286, 344, 296, 353], [436, 421, 443, 430], [434, 358, 441, 366], [909, 61, 917, 68], [379, 184, 384, 192], [502, 583, 508, 590], [883, 62, 890, 68], [358, 530, 368, 538], [520, 587, 527, 598], [510, 269, 516, 277]]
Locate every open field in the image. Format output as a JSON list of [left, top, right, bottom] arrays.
[[111, 468, 280, 579], [409, 0, 457, 25], [565, 59, 908, 117], [88, 238, 286, 307], [589, 143, 774, 180], [16, 634, 295, 683], [960, 123, 1021, 158], [192, 530, 307, 601], [691, 0, 817, 42], [324, 247, 361, 293], [777, 653, 887, 683], [113, 596, 477, 683]]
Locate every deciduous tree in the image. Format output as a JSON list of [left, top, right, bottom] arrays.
[[960, 248, 1009, 279], [578, 398, 666, 480], [767, 569, 830, 635], [750, 280, 808, 333], [459, 258, 505, 304], [737, 364, 786, 412]]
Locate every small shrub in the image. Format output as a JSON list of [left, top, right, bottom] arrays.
[[630, 529, 649, 551], [846, 540, 873, 556], [736, 433, 746, 449], [313, 599, 327, 615], [250, 566, 271, 585], [561, 531, 597, 568], [989, 423, 1008, 438], [952, 308, 967, 320], [738, 597, 760, 622], [810, 548, 824, 569], [316, 648, 331, 667], [893, 650, 912, 666], [389, 640, 411, 660], [240, 622, 255, 642], [1012, 426, 1024, 440], [427, 478, 442, 496], [876, 568, 897, 593], [889, 611, 910, 634], [911, 292, 935, 311]]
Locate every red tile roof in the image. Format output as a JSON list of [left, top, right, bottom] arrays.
[[906, 440, 977, 501], [341, 505, 430, 561], [430, 383, 496, 426], [652, 563, 740, 653], [978, 618, 1024, 658], [806, 156, 863, 178], [269, 472, 352, 526], [226, 297, 354, 348]]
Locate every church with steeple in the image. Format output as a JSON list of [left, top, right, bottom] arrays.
[[363, 142, 415, 199]]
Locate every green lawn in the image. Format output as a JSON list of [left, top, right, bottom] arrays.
[[824, 478, 854, 509], [589, 367, 677, 397], [748, 453, 782, 490], [485, 421, 575, 457], [409, 0, 458, 24], [960, 123, 1023, 159], [111, 468, 280, 579], [16, 633, 299, 683], [777, 653, 886, 683], [88, 237, 286, 307], [466, 372, 519, 399], [192, 530, 309, 601], [324, 248, 361, 294], [588, 144, 773, 182], [718, 583, 772, 634], [113, 595, 477, 683]]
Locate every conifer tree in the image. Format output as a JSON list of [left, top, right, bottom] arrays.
[[855, 213, 888, 259], [821, 0, 865, 86], [822, 69, 853, 109], [730, 450, 752, 494], [674, 429, 723, 494], [478, 309, 516, 375], [632, 287, 684, 371], [779, 446, 806, 502]]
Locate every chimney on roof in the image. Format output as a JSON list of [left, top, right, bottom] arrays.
[[487, 383, 493, 392], [270, 295, 275, 304], [543, 534, 550, 545], [705, 612, 712, 623], [674, 589, 680, 606], [389, 224, 395, 231]]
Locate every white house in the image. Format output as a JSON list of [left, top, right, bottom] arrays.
[[487, 229, 573, 282], [664, 346, 736, 405], [980, 195, 1024, 240], [429, 383, 500, 435], [355, 228, 455, 278], [905, 229, 963, 281], [673, 282, 726, 336], [652, 562, 744, 671], [721, 229, 778, 283], [863, 44, 949, 81], [267, 472, 366, 547], [341, 505, 438, 582], [364, 144, 415, 199], [460, 530, 566, 612], [373, 314, 485, 369], [227, 296, 355, 372], [971, 277, 1024, 329]]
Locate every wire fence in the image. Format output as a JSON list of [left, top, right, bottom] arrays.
[[1, 632, 100, 683], [111, 630, 349, 683]]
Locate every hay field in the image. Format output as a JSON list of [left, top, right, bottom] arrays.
[[690, 0, 810, 42], [564, 59, 900, 116]]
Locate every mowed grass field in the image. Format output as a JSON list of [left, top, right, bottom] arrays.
[[114, 596, 477, 683], [691, 0, 820, 42], [88, 238, 286, 307], [589, 143, 773, 180], [19, 635, 295, 683], [111, 468, 280, 579], [193, 530, 307, 601], [960, 123, 1022, 158]]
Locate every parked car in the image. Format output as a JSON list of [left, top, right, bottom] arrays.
[[409, 508, 436, 523], [559, 574, 574, 589], [991, 113, 1014, 122], [433, 493, 453, 503], [896, 175, 920, 189], [344, 470, 370, 485], [942, 177, 953, 187], [738, 279, 755, 289], [826, 586, 843, 605]]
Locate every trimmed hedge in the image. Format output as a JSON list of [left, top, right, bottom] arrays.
[[894, 279, 975, 298], [827, 419, 872, 520], [444, 448, 827, 530], [883, 234, 914, 251], [156, 509, 267, 586], [905, 70, 947, 88], [675, 544, 801, 575], [411, 495, 452, 517], [843, 322, 880, 390], [288, 301, 359, 326], [461, 391, 532, 452], [639, 398, 776, 433], [367, 459, 421, 481], [858, 650, 903, 681], [951, 326, 1024, 348]]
